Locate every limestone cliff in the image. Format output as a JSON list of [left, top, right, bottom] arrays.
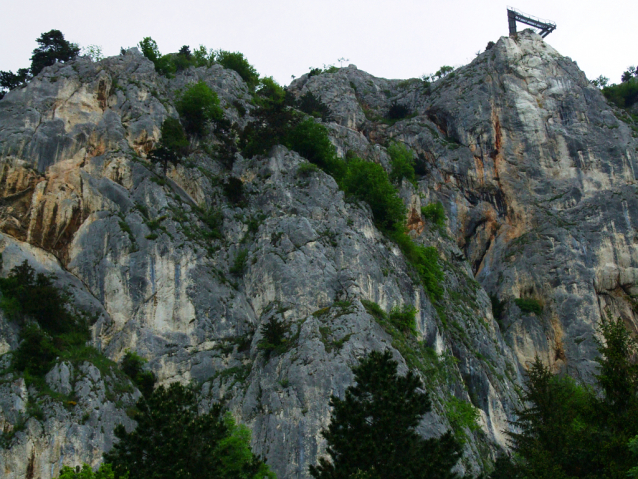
[[0, 30, 636, 478]]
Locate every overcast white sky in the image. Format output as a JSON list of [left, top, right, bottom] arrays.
[[1, 0, 636, 86]]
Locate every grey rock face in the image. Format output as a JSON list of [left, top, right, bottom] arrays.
[[0, 30, 635, 478]]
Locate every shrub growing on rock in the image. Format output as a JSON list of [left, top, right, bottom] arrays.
[[176, 81, 224, 137], [216, 50, 260, 89], [421, 202, 446, 228], [388, 141, 417, 186], [149, 118, 188, 174], [258, 316, 290, 356], [121, 351, 156, 398], [341, 156, 405, 231], [389, 305, 418, 336]]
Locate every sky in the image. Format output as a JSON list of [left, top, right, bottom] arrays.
[[1, 0, 636, 86]]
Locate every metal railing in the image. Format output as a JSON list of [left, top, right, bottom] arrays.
[[507, 6, 557, 37]]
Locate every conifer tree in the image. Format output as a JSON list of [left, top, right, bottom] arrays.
[[105, 383, 275, 479], [310, 350, 461, 479]]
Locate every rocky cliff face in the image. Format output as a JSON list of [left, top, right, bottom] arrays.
[[0, 30, 636, 478]]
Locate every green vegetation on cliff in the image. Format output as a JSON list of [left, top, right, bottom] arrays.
[[490, 315, 638, 478], [310, 350, 461, 479]]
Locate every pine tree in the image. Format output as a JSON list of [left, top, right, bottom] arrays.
[[30, 30, 80, 76], [105, 383, 275, 479], [309, 350, 461, 479]]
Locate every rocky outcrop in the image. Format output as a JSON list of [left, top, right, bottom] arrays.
[[0, 30, 636, 478]]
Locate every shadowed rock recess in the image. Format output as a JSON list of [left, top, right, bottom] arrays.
[[1, 30, 637, 478]]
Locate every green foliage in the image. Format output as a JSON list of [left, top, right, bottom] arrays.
[[254, 76, 286, 106], [216, 50, 260, 90], [603, 78, 638, 109], [149, 118, 188, 174], [389, 230, 444, 300], [433, 66, 454, 80], [361, 300, 387, 322], [388, 305, 418, 335], [198, 207, 223, 239], [57, 463, 120, 479], [297, 92, 331, 121], [590, 75, 609, 89], [223, 177, 245, 205], [388, 142, 417, 186], [240, 102, 299, 157], [258, 316, 290, 356], [443, 396, 480, 443], [30, 30, 80, 76], [0, 68, 31, 97], [176, 81, 224, 137], [0, 260, 83, 334], [286, 119, 346, 180], [193, 45, 214, 67], [137, 37, 175, 76], [105, 383, 275, 479], [309, 350, 461, 479], [297, 162, 320, 177], [230, 249, 248, 276], [628, 435, 638, 478], [514, 298, 543, 315], [493, 315, 638, 478], [421, 202, 446, 228], [11, 323, 61, 376], [341, 156, 405, 231], [121, 351, 155, 398]]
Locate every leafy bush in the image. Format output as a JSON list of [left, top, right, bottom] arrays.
[[240, 103, 299, 157], [258, 316, 290, 356], [149, 118, 188, 174], [0, 259, 94, 381], [137, 37, 175, 76], [389, 305, 418, 335], [286, 119, 346, 180], [421, 202, 446, 228], [230, 250, 248, 276], [0, 260, 84, 334], [341, 156, 405, 231], [297, 92, 331, 121], [297, 162, 320, 177], [603, 78, 638, 108], [388, 142, 416, 186], [173, 45, 193, 72], [176, 81, 224, 137], [197, 207, 223, 239], [361, 300, 387, 322], [11, 324, 60, 376], [433, 65, 455, 80], [389, 230, 443, 300], [444, 396, 480, 443], [105, 383, 275, 479], [216, 50, 260, 89], [254, 76, 286, 106], [121, 351, 156, 397], [514, 298, 543, 315], [56, 463, 117, 479]]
